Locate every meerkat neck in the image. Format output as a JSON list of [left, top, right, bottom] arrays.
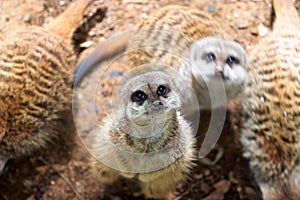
[[126, 112, 179, 152]]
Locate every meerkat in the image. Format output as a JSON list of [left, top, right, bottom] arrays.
[[89, 70, 196, 199], [240, 0, 300, 199], [0, 0, 99, 174], [74, 5, 247, 110]]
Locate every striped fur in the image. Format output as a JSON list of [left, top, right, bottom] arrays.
[[0, 0, 94, 158], [74, 5, 229, 83], [240, 0, 300, 199], [127, 5, 227, 68]]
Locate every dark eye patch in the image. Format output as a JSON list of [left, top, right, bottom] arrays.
[[157, 85, 170, 97], [226, 56, 239, 66], [203, 52, 216, 62], [131, 90, 147, 104]]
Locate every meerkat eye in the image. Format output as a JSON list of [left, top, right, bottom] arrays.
[[131, 90, 147, 103], [226, 56, 239, 66], [157, 85, 170, 97], [203, 52, 216, 62]]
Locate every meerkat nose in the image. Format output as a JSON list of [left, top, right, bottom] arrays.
[[215, 66, 224, 77], [152, 100, 163, 108]]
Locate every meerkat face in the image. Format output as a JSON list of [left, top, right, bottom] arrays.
[[121, 71, 181, 127], [190, 37, 247, 89]]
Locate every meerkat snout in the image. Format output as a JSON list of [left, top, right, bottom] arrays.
[[152, 100, 163, 108]]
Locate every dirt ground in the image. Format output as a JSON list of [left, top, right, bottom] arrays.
[[1, 0, 299, 199]]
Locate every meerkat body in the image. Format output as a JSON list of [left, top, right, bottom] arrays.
[[89, 71, 196, 199], [74, 5, 247, 109], [0, 0, 96, 172], [240, 0, 300, 199]]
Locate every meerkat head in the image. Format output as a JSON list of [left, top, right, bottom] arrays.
[[189, 37, 247, 91], [121, 71, 181, 127]]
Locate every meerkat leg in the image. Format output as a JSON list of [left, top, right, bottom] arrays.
[[140, 171, 180, 199], [287, 164, 300, 199], [259, 182, 285, 200], [91, 160, 119, 184], [139, 159, 191, 199]]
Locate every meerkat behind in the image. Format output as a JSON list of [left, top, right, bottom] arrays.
[[74, 5, 247, 110], [0, 0, 97, 173], [240, 0, 300, 199], [89, 71, 196, 199]]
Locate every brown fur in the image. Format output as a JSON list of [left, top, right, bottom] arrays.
[[240, 0, 300, 199], [74, 5, 228, 83], [75, 5, 247, 111], [0, 0, 95, 159]]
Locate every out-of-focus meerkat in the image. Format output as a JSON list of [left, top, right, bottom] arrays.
[[74, 5, 247, 109], [240, 0, 300, 199], [89, 71, 196, 199], [0, 0, 100, 173]]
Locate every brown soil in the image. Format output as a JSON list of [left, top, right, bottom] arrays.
[[1, 0, 299, 199]]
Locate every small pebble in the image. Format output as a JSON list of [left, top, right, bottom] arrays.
[[208, 5, 216, 12], [204, 169, 211, 176], [140, 13, 147, 18], [2, 15, 9, 23], [80, 40, 94, 48], [59, 1, 67, 6], [24, 14, 31, 23], [235, 19, 249, 29], [258, 23, 268, 37]]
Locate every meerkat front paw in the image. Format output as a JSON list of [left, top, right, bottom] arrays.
[[91, 160, 119, 184]]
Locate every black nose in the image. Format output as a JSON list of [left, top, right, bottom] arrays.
[[153, 101, 163, 107], [215, 70, 224, 76]]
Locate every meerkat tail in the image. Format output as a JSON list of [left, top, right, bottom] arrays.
[[47, 0, 94, 40], [272, 0, 299, 27], [73, 32, 130, 84]]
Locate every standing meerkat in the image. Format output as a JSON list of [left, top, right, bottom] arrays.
[[89, 71, 196, 199], [0, 0, 99, 173], [74, 5, 247, 109], [240, 0, 300, 199]]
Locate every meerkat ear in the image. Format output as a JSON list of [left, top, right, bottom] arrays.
[[190, 41, 201, 63]]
